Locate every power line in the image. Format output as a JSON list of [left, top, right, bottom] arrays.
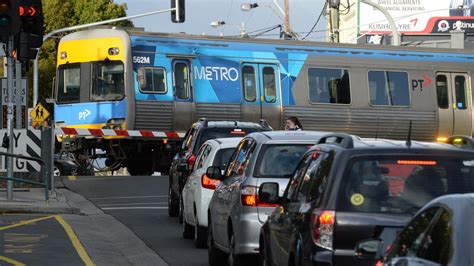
[[302, 1, 328, 40]]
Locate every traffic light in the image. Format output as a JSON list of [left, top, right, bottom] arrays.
[[171, 0, 185, 23], [0, 0, 20, 41], [17, 0, 43, 61]]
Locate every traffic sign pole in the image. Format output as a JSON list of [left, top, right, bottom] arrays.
[[6, 36, 15, 200], [15, 61, 22, 129]]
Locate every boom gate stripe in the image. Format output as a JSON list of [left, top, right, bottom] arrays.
[[55, 127, 186, 139]]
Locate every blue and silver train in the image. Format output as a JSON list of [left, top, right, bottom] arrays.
[[54, 27, 474, 174]]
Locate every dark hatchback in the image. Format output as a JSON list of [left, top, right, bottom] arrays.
[[168, 118, 272, 219], [259, 134, 474, 266], [356, 193, 474, 266]]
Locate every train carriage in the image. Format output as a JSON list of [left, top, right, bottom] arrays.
[[54, 27, 474, 174]]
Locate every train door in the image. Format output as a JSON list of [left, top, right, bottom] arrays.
[[241, 63, 281, 129], [173, 59, 194, 129], [436, 72, 472, 137]]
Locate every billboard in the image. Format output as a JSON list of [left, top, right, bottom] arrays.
[[359, 0, 474, 34]]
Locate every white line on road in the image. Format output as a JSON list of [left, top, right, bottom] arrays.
[[101, 207, 168, 210], [90, 195, 167, 200], [98, 202, 167, 207]]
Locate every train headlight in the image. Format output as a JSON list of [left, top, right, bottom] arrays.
[[108, 47, 120, 56], [60, 52, 67, 59]]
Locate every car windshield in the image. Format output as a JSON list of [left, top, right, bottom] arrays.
[[91, 61, 125, 101], [213, 148, 236, 170], [195, 128, 259, 150], [337, 155, 474, 214], [254, 144, 310, 178]]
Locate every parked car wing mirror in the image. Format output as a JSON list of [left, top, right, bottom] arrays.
[[258, 182, 280, 205], [177, 163, 189, 172], [355, 239, 383, 261], [206, 166, 222, 180]]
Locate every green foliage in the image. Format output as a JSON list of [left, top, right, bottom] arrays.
[[31, 0, 133, 104]]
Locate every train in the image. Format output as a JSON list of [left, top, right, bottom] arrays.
[[54, 27, 474, 175]]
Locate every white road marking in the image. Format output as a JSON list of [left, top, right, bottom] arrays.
[[98, 202, 167, 207], [101, 207, 168, 210], [90, 195, 167, 200]]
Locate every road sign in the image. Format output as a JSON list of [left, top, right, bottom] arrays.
[[30, 103, 50, 128], [0, 129, 41, 172], [2, 78, 26, 105]]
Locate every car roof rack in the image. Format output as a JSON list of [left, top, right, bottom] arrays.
[[446, 136, 474, 149], [259, 119, 273, 130], [317, 133, 354, 149]]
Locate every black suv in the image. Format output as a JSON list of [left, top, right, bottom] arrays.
[[258, 133, 474, 266], [168, 118, 272, 219]]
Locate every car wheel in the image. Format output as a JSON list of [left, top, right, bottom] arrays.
[[54, 163, 63, 177], [182, 213, 194, 239], [228, 232, 244, 266], [178, 195, 184, 224], [194, 215, 207, 248], [208, 218, 226, 266], [168, 186, 179, 217]]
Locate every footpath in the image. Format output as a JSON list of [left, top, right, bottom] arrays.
[[0, 187, 168, 266]]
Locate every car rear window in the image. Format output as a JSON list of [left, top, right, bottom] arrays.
[[195, 128, 259, 149], [337, 155, 474, 214], [212, 148, 236, 170], [254, 144, 310, 178]]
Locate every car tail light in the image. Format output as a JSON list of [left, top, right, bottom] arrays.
[[311, 210, 335, 250], [240, 185, 279, 207], [230, 129, 247, 135], [187, 153, 196, 169], [241, 186, 258, 206], [201, 174, 219, 190], [397, 160, 436, 165]]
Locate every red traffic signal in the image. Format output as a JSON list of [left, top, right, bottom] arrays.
[[19, 5, 40, 17]]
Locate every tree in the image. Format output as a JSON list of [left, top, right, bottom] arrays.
[[31, 0, 133, 104]]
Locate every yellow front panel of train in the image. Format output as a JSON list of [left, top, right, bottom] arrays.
[[57, 37, 125, 65]]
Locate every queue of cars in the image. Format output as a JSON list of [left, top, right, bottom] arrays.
[[167, 119, 474, 266]]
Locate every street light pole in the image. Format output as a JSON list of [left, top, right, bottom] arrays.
[[33, 8, 175, 107]]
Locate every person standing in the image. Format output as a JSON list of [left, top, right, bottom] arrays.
[[285, 116, 303, 131]]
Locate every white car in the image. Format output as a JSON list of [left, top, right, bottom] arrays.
[[181, 137, 241, 248]]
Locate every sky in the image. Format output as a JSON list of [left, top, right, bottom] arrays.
[[114, 0, 328, 41]]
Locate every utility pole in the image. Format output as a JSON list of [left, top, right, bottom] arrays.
[[328, 0, 340, 43], [283, 0, 292, 39]]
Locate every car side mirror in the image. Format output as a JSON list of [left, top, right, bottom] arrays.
[[177, 163, 189, 172], [258, 182, 280, 205], [355, 239, 383, 261], [206, 166, 222, 180]]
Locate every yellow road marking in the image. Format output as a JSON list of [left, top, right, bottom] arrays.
[[55, 215, 95, 266], [0, 255, 26, 266], [0, 215, 55, 231], [68, 176, 77, 180]]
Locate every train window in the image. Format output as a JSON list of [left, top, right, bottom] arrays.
[[454, 75, 468, 110], [139, 67, 167, 94], [242, 66, 256, 102], [91, 61, 125, 102], [57, 64, 81, 104], [308, 68, 351, 104], [174, 62, 190, 100], [436, 75, 449, 109], [263, 67, 276, 103], [368, 71, 409, 107]]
